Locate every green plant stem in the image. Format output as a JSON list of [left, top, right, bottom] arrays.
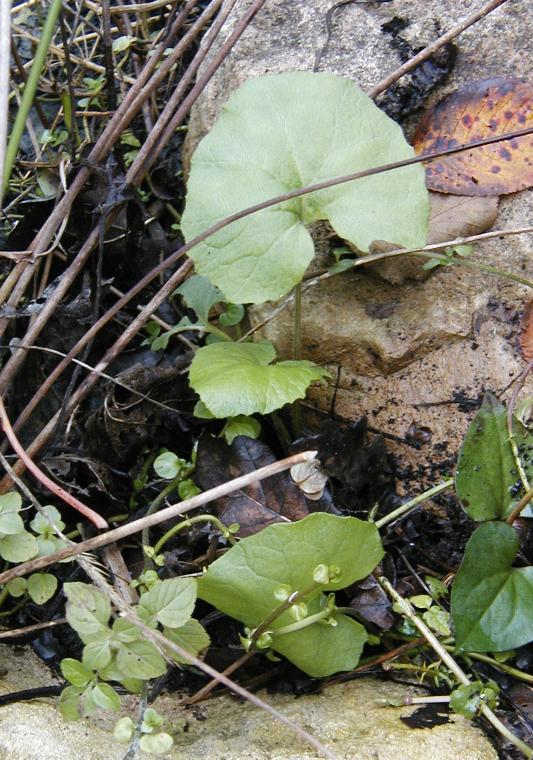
[[380, 577, 533, 759], [153, 514, 236, 556], [0, 584, 10, 610], [444, 646, 533, 686], [0, 0, 12, 209], [375, 478, 454, 529], [250, 581, 321, 646], [273, 607, 332, 636], [430, 252, 533, 290], [3, 0, 64, 193], [0, 598, 26, 618], [506, 484, 533, 525], [141, 474, 187, 567]]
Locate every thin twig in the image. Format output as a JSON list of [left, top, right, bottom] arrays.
[[380, 577, 533, 759], [0, 395, 108, 529], [0, 450, 317, 584], [3, 126, 532, 485]]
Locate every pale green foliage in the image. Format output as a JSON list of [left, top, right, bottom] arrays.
[[198, 513, 383, 676], [61, 578, 209, 721], [0, 492, 38, 563], [181, 71, 428, 304], [221, 415, 262, 445], [189, 341, 328, 418]]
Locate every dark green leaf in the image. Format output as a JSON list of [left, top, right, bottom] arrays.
[[455, 394, 533, 520], [451, 522, 533, 652]]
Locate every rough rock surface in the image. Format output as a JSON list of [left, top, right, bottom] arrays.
[[183, 0, 532, 486], [0, 644, 498, 760]]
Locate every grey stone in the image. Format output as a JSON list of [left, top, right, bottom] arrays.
[[0, 644, 498, 760]]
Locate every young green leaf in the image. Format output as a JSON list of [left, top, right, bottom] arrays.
[[113, 716, 134, 743], [61, 658, 93, 688], [181, 72, 428, 304], [0, 492, 24, 535], [115, 639, 167, 680], [174, 274, 223, 325], [141, 707, 164, 733], [451, 522, 533, 652], [27, 572, 57, 604], [82, 639, 112, 671], [6, 576, 27, 597], [455, 393, 533, 520], [139, 732, 174, 755], [59, 685, 83, 721], [153, 451, 186, 480], [138, 577, 197, 629], [0, 531, 38, 562], [189, 341, 328, 418], [64, 583, 111, 643], [221, 415, 262, 445], [163, 618, 210, 663], [91, 683, 121, 712]]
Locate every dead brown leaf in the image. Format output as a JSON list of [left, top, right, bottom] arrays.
[[412, 77, 533, 196], [194, 435, 309, 536]]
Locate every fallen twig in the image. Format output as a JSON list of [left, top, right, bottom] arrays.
[[0, 450, 317, 584]]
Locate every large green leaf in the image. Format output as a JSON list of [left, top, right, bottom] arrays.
[[272, 613, 368, 678], [198, 513, 383, 675], [181, 71, 428, 304], [189, 340, 328, 418], [451, 522, 533, 652], [455, 393, 533, 520]]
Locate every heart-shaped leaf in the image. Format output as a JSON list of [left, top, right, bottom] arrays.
[[198, 512, 383, 676], [189, 341, 328, 418], [182, 71, 428, 304], [455, 393, 533, 520], [451, 522, 533, 652]]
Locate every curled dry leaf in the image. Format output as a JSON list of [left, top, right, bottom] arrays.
[[413, 78, 533, 196], [520, 300, 533, 363], [369, 192, 499, 284], [194, 436, 309, 536]]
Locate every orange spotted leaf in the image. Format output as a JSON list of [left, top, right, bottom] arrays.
[[520, 300, 533, 363], [412, 78, 533, 196]]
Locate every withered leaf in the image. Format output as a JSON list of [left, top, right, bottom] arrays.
[[413, 78, 533, 196], [194, 436, 309, 536], [349, 574, 394, 629], [520, 300, 533, 363], [368, 192, 498, 284]]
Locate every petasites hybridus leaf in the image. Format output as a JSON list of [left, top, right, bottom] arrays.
[[451, 522, 533, 652], [189, 341, 328, 418], [198, 512, 383, 676], [181, 71, 428, 304], [455, 393, 533, 520]]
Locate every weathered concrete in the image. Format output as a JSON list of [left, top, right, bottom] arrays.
[[0, 644, 498, 760]]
